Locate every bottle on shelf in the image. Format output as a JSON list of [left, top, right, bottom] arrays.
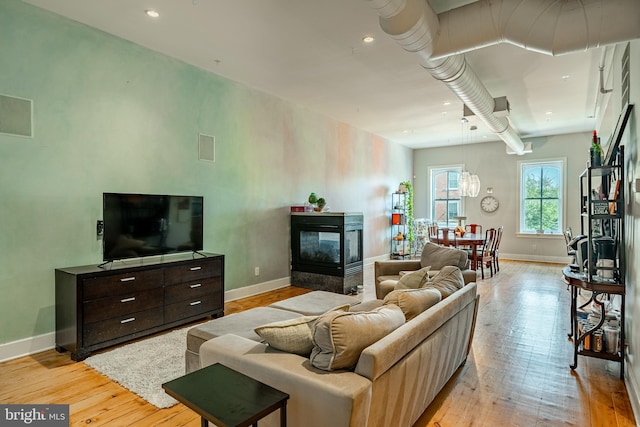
[[590, 130, 602, 167]]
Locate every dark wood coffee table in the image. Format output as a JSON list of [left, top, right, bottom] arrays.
[[162, 363, 289, 427]]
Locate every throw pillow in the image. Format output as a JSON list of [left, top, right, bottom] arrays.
[[422, 265, 464, 298], [395, 266, 431, 290], [382, 287, 442, 320], [420, 241, 469, 270], [310, 305, 405, 371], [254, 315, 318, 356], [254, 305, 350, 356]]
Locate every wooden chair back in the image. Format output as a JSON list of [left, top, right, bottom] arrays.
[[437, 227, 456, 247], [482, 228, 497, 256], [465, 223, 482, 235]]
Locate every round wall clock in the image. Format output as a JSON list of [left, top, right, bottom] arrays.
[[480, 195, 499, 213]]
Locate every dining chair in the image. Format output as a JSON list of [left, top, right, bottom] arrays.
[[465, 223, 482, 235], [474, 228, 496, 279], [436, 227, 457, 247], [564, 227, 576, 263], [412, 218, 430, 256], [490, 226, 503, 272], [428, 224, 439, 240]]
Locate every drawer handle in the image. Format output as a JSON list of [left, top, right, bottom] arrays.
[[120, 317, 135, 324], [120, 297, 136, 303], [190, 266, 202, 271], [190, 301, 202, 306], [120, 277, 136, 282], [190, 283, 202, 289]]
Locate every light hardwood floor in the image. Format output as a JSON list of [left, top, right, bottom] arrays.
[[0, 261, 635, 426]]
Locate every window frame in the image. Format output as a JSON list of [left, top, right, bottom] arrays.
[[429, 164, 464, 228], [516, 158, 567, 236]]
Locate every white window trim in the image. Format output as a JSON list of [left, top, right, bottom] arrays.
[[429, 164, 465, 226], [516, 157, 567, 238]]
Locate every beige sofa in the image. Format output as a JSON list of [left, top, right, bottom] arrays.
[[198, 272, 479, 427], [375, 241, 476, 299]]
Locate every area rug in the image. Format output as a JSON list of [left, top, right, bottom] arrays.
[[84, 327, 190, 408]]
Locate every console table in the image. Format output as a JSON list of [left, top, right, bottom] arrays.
[[55, 252, 224, 361], [163, 363, 289, 427]]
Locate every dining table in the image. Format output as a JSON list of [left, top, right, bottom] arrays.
[[429, 231, 485, 271]]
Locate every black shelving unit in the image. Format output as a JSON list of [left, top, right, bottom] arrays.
[[390, 192, 409, 259], [565, 145, 625, 378]]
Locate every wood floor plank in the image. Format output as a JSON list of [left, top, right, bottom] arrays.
[[0, 261, 635, 427]]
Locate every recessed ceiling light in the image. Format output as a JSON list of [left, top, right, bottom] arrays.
[[362, 35, 375, 43], [145, 9, 160, 18], [443, 101, 451, 106], [561, 75, 571, 80], [545, 111, 553, 115]]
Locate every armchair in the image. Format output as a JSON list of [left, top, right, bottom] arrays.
[[374, 241, 476, 299]]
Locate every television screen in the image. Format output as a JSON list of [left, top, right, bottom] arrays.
[[103, 193, 203, 262]]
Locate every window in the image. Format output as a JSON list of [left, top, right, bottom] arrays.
[[430, 166, 462, 227], [518, 159, 565, 234]]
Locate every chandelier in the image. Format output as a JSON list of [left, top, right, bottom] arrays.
[[459, 120, 481, 197]]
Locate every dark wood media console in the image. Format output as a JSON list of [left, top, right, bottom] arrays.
[[55, 252, 224, 361]]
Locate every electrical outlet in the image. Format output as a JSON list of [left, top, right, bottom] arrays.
[[532, 244, 537, 251], [254, 267, 260, 276], [96, 220, 104, 239]]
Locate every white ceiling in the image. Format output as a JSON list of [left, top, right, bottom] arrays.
[[22, 0, 611, 149]]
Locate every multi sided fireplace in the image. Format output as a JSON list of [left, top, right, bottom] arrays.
[[290, 212, 363, 294]]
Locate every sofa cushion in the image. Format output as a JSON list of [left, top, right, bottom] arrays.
[[394, 266, 430, 290], [254, 315, 318, 355], [420, 241, 469, 270], [254, 305, 350, 356], [422, 266, 465, 298], [382, 287, 442, 320], [268, 290, 361, 315], [310, 305, 405, 371]]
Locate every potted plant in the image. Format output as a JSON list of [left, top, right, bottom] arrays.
[[400, 181, 414, 248]]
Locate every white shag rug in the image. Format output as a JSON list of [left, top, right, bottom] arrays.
[[84, 327, 190, 408]]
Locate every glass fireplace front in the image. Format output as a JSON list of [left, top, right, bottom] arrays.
[[291, 212, 363, 294]]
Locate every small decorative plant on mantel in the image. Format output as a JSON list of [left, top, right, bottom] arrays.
[[399, 181, 414, 247], [308, 192, 327, 212]]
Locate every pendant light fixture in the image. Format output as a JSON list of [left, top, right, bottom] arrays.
[[468, 125, 481, 197], [459, 119, 481, 198]]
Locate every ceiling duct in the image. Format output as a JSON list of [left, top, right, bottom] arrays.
[[364, 0, 640, 155]]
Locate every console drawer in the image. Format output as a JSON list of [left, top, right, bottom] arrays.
[[83, 288, 164, 324], [82, 269, 163, 300], [164, 258, 222, 285], [83, 307, 163, 346], [164, 292, 223, 323], [164, 277, 222, 305]]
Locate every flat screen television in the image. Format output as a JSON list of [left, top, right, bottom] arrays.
[[103, 193, 204, 262]]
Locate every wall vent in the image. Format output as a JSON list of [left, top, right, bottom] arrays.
[[198, 133, 215, 162], [0, 94, 33, 137]]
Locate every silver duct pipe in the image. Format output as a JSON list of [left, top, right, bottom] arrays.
[[366, 0, 526, 154], [365, 0, 640, 154], [432, 0, 640, 59], [424, 55, 524, 153]]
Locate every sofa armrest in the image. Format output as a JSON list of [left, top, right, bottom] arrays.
[[461, 269, 477, 285], [199, 334, 372, 427], [374, 260, 421, 283]]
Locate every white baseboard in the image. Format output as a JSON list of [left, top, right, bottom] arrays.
[[500, 253, 571, 264], [0, 332, 55, 363], [624, 358, 640, 425], [224, 277, 291, 301]]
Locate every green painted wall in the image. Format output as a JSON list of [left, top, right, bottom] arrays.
[[0, 0, 412, 345]]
